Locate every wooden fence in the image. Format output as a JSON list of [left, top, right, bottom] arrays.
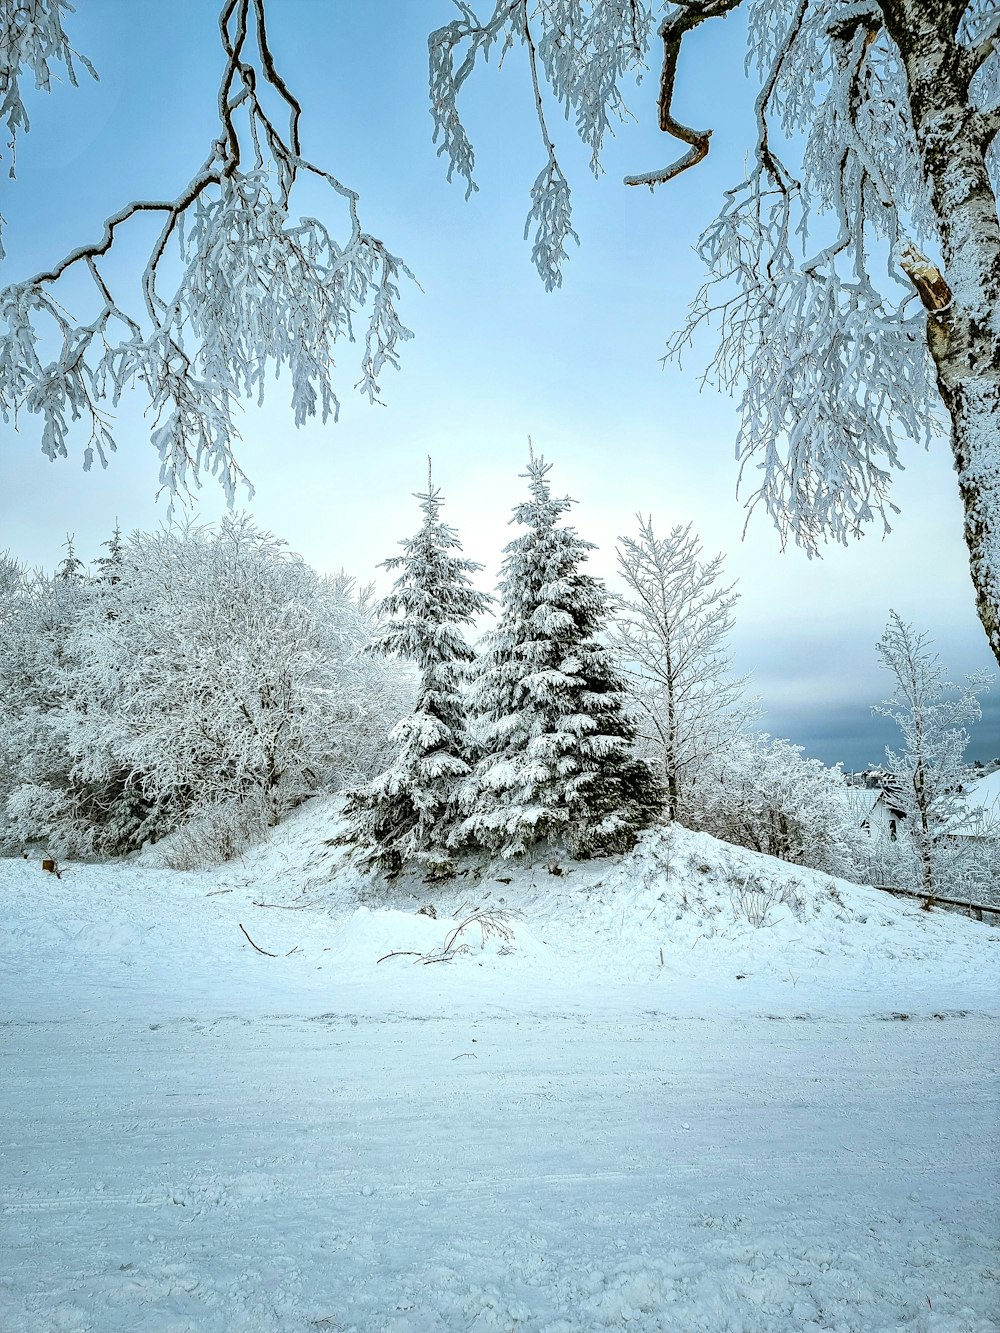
[[873, 884, 1000, 924]]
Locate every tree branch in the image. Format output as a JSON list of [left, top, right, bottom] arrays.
[[624, 0, 747, 189], [239, 922, 277, 956]]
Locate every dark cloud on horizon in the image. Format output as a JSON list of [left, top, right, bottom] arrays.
[[763, 684, 1000, 773], [736, 618, 1000, 773]]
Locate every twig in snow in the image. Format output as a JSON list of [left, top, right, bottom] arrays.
[[206, 888, 233, 896], [377, 908, 520, 968], [452, 1052, 477, 1060], [252, 900, 322, 910], [239, 923, 277, 957]]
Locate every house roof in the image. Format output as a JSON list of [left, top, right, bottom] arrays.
[[950, 770, 1000, 837]]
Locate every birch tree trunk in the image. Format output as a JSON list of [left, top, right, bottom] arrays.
[[879, 0, 1000, 665]]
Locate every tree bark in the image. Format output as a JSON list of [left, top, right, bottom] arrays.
[[664, 644, 679, 821], [878, 0, 1000, 666]]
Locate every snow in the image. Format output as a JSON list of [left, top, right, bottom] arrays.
[[2, 798, 999, 1331], [947, 769, 1000, 843], [967, 768, 1000, 819]]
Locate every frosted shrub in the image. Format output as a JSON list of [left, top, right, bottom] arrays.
[[60, 517, 415, 850], [155, 795, 272, 872], [3, 781, 94, 859], [689, 733, 870, 879], [0, 520, 414, 859], [0, 558, 102, 854], [729, 874, 782, 929]]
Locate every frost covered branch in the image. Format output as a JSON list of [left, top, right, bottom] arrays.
[[662, 2, 948, 554], [429, 0, 652, 286], [429, 0, 1000, 664], [1, 0, 414, 500], [0, 0, 96, 255]]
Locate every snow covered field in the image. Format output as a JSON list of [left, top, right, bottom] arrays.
[[2, 803, 998, 1332]]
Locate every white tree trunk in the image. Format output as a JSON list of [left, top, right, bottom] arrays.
[[880, 0, 1000, 665]]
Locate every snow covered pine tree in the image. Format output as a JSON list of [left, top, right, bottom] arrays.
[[458, 450, 662, 860], [342, 463, 491, 878]]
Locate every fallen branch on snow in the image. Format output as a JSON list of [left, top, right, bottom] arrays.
[[252, 900, 324, 910], [239, 923, 277, 957], [376, 907, 520, 967]]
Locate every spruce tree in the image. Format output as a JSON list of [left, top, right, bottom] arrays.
[[93, 521, 125, 584], [56, 534, 86, 582], [343, 463, 490, 877], [459, 450, 662, 859]]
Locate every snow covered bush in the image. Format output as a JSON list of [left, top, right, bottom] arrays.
[[342, 466, 491, 878], [0, 551, 101, 856], [458, 451, 663, 859], [0, 519, 414, 859], [2, 780, 95, 859], [687, 732, 870, 880], [153, 793, 274, 873]]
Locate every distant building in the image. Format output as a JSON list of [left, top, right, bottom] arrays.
[[860, 785, 908, 843]]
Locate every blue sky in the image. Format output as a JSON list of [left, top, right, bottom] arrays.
[[1, 0, 997, 770]]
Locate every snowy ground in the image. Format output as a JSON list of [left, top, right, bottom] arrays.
[[2, 802, 998, 1332]]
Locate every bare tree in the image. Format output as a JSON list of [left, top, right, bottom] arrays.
[[873, 610, 993, 895], [429, 1, 1000, 667], [612, 515, 756, 821]]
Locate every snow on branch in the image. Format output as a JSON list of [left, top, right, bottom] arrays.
[[429, 0, 653, 286], [428, 0, 999, 600], [669, 174, 941, 552], [0, 0, 96, 255], [662, 0, 951, 555], [0, 0, 414, 501]]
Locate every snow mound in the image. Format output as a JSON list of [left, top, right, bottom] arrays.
[[72, 921, 148, 955], [6, 796, 994, 1023], [602, 824, 868, 937]]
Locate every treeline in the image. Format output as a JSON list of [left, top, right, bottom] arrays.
[[1, 454, 993, 894], [337, 453, 877, 881]]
